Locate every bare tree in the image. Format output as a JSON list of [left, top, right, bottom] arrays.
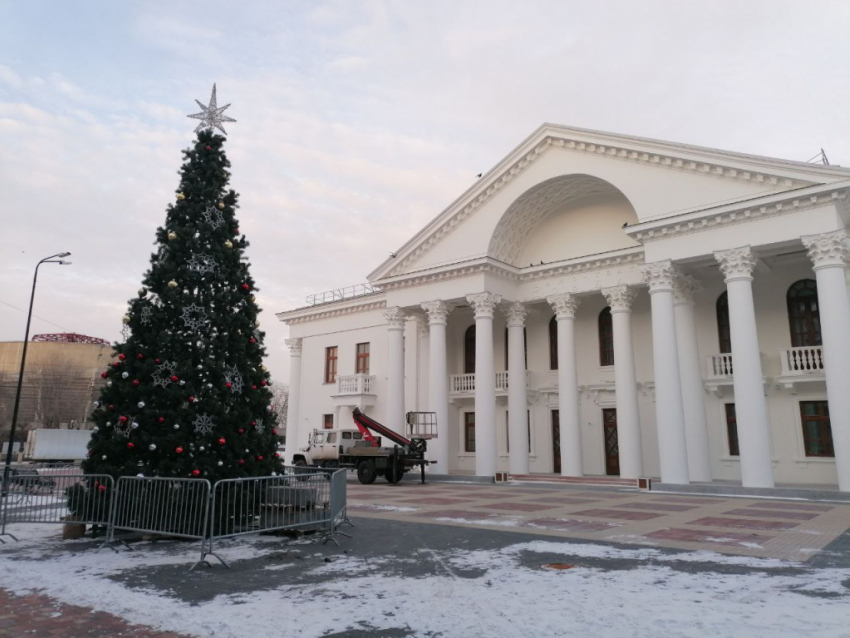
[[271, 384, 289, 441]]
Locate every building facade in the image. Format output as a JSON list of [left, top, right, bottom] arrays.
[[277, 124, 850, 491]]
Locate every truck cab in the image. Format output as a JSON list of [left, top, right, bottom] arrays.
[[292, 428, 380, 467]]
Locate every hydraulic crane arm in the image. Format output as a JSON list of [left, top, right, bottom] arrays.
[[352, 408, 412, 448]]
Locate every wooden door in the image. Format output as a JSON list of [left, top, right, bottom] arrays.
[[602, 408, 619, 476], [551, 410, 561, 474]]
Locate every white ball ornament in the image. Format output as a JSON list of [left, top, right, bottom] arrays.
[[102, 455, 108, 460], [122, 372, 129, 379], [197, 364, 203, 370], [132, 422, 139, 429], [93, 426, 99, 433], [168, 231, 177, 241], [93, 401, 101, 408], [107, 381, 112, 387], [149, 444, 157, 451], [224, 240, 233, 249], [137, 473, 144, 478], [179, 380, 186, 386], [199, 446, 205, 451], [138, 401, 145, 408], [167, 280, 178, 288], [106, 421, 111, 427], [218, 461, 223, 467], [173, 424, 180, 430]]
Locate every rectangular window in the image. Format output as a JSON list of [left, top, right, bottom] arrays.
[[464, 412, 476, 453], [355, 342, 370, 374], [322, 414, 334, 430], [505, 410, 531, 453], [324, 346, 338, 384], [800, 400, 834, 457], [725, 403, 739, 457]]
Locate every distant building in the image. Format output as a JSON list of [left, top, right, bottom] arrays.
[[0, 337, 112, 441]]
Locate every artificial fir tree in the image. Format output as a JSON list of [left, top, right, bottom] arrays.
[[84, 86, 282, 482]]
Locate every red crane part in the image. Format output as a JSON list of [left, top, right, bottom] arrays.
[[352, 408, 412, 448]]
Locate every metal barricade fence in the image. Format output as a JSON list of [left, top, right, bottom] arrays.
[[1, 467, 114, 542], [329, 469, 351, 531]]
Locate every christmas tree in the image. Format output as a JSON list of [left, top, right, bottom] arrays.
[[84, 86, 282, 482]]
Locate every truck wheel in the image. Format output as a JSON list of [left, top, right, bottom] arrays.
[[357, 461, 377, 485], [385, 464, 404, 485]]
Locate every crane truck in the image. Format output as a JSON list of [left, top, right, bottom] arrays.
[[291, 409, 437, 484]]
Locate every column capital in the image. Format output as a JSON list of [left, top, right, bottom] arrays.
[[502, 301, 528, 327], [714, 246, 756, 282], [466, 292, 502, 319], [285, 337, 302, 356], [673, 274, 701, 306], [420, 300, 453, 325], [547, 293, 580, 319], [641, 260, 680, 293], [408, 312, 429, 337], [802, 229, 849, 270], [382, 306, 406, 329], [601, 285, 636, 313]]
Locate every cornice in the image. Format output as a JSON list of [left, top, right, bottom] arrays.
[[373, 125, 829, 280], [626, 184, 849, 244], [276, 296, 387, 325]]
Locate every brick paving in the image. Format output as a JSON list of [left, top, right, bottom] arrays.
[[347, 480, 850, 560], [0, 588, 189, 637]]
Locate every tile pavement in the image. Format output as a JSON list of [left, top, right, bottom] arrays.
[[347, 480, 850, 560]]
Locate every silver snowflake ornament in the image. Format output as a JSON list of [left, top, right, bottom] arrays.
[[193, 413, 215, 435], [121, 324, 131, 341], [224, 365, 244, 394], [181, 303, 208, 330], [140, 306, 152, 325], [201, 206, 225, 230], [253, 418, 264, 434], [187, 253, 217, 275], [187, 84, 236, 134], [115, 416, 135, 439], [153, 360, 177, 388]]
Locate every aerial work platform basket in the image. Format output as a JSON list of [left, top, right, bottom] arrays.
[[406, 412, 438, 440]]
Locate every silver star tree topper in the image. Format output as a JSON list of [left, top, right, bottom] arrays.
[[187, 84, 236, 134]]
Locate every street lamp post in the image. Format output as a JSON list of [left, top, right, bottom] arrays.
[[2, 253, 72, 495]]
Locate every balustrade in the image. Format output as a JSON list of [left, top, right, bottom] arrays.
[[780, 346, 824, 376]]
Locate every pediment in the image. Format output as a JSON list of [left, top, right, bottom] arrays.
[[369, 124, 850, 281]]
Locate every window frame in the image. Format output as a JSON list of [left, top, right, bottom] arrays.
[[549, 316, 558, 370], [322, 413, 334, 430], [787, 279, 822, 348], [324, 346, 338, 384], [463, 412, 476, 453], [355, 342, 371, 375], [716, 292, 731, 354], [799, 400, 834, 457], [598, 307, 614, 367], [724, 403, 739, 457], [464, 325, 476, 374]]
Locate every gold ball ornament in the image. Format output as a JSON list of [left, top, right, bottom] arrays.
[[250, 294, 256, 302], [168, 231, 177, 241], [138, 288, 147, 297], [261, 364, 268, 372], [167, 280, 178, 288], [217, 202, 225, 209], [122, 315, 131, 324], [176, 192, 186, 201], [224, 240, 233, 249]]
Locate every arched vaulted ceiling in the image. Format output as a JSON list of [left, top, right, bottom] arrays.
[[488, 174, 634, 265]]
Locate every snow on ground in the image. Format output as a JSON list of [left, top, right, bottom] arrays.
[[0, 524, 848, 637]]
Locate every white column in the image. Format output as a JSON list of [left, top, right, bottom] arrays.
[[283, 338, 302, 465], [601, 286, 643, 479], [714, 246, 774, 488], [503, 301, 529, 475], [642, 261, 690, 485], [802, 230, 850, 491], [547, 293, 582, 476], [333, 405, 342, 428], [421, 300, 453, 472], [673, 275, 713, 482], [383, 307, 406, 434], [467, 292, 501, 477]]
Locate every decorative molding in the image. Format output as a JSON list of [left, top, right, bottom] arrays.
[[382, 306, 406, 329], [641, 260, 679, 292], [628, 189, 847, 244], [601, 285, 636, 313], [284, 338, 302, 356], [801, 229, 849, 270], [420, 300, 454, 326], [502, 301, 528, 327], [715, 246, 757, 281], [384, 127, 821, 277], [673, 274, 701, 305], [277, 298, 387, 325], [466, 292, 502, 319], [547, 293, 580, 319]]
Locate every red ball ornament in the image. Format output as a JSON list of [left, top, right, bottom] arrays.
[[192, 469, 200, 476], [272, 429, 277, 436], [226, 382, 232, 389], [241, 283, 250, 291], [108, 404, 115, 411], [98, 484, 106, 492], [132, 379, 140, 386], [158, 417, 165, 423], [238, 428, 244, 434], [113, 362, 121, 368], [260, 380, 266, 387], [274, 452, 280, 458], [238, 459, 245, 465], [155, 358, 161, 364], [234, 228, 240, 235], [205, 145, 212, 150], [118, 354, 126, 361], [257, 455, 263, 461], [249, 338, 256, 344], [119, 416, 128, 423], [136, 353, 144, 360], [218, 437, 226, 445], [176, 447, 184, 454], [170, 375, 179, 382], [189, 396, 195, 402], [251, 385, 257, 391], [127, 442, 134, 449], [101, 372, 108, 379]]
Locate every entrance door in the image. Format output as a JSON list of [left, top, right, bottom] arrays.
[[551, 410, 561, 474], [602, 408, 619, 476]]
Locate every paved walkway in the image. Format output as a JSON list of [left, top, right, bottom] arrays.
[[0, 587, 190, 637], [348, 480, 850, 560]]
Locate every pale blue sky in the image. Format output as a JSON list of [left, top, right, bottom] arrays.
[[2, 0, 849, 380]]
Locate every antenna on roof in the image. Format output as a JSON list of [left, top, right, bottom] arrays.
[[806, 148, 830, 165]]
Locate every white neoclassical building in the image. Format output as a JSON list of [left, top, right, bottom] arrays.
[[278, 124, 850, 491]]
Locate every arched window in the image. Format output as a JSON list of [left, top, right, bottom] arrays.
[[504, 327, 528, 369], [787, 279, 821, 347], [549, 316, 558, 370], [599, 307, 614, 366], [716, 292, 731, 354], [464, 325, 476, 374]]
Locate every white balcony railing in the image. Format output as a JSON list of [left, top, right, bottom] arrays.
[[706, 353, 734, 379], [336, 374, 376, 395], [780, 346, 824, 376], [450, 372, 529, 395]]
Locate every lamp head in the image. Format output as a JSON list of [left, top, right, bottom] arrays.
[[58, 252, 71, 258], [58, 260, 72, 265]]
